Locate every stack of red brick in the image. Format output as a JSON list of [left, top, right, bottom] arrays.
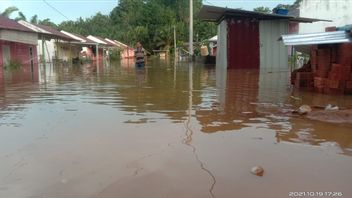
[[293, 42, 352, 95]]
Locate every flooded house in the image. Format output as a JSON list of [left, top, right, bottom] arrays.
[[60, 31, 100, 61], [0, 16, 38, 68], [18, 20, 76, 63], [199, 5, 327, 71], [112, 39, 135, 59], [86, 35, 114, 60]]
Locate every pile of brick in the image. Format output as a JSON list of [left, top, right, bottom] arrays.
[[292, 38, 352, 95]]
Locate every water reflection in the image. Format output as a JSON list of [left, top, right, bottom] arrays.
[[1, 59, 352, 197]]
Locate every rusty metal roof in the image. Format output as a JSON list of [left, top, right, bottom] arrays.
[[199, 5, 331, 23], [0, 15, 36, 33], [281, 31, 352, 46], [36, 24, 74, 41]]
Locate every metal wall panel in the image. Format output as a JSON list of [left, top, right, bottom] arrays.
[[216, 20, 228, 70], [227, 18, 260, 69], [259, 20, 289, 71]]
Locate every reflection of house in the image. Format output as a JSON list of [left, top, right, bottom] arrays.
[[199, 5, 327, 70], [18, 20, 76, 63], [196, 70, 260, 133], [0, 16, 38, 68], [289, 0, 352, 33]]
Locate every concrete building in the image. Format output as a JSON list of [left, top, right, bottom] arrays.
[[291, 0, 352, 33], [0, 16, 38, 68], [18, 21, 76, 63]]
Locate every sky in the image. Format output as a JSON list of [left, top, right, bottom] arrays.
[[0, 0, 295, 24]]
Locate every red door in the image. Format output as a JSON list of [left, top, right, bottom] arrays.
[[227, 18, 260, 69]]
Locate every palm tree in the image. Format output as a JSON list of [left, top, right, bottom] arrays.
[[1, 6, 19, 18], [30, 15, 38, 24], [15, 12, 27, 21]]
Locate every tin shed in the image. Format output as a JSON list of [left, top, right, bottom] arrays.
[[199, 5, 328, 71]]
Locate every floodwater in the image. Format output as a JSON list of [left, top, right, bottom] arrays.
[[0, 59, 352, 198]]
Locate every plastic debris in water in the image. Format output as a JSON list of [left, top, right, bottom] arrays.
[[290, 96, 302, 100], [297, 105, 312, 115], [325, 104, 339, 111], [251, 166, 264, 176]]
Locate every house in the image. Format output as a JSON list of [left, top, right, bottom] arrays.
[[289, 0, 352, 33], [18, 20, 76, 63], [86, 35, 113, 60], [199, 5, 327, 70], [60, 31, 100, 61], [105, 38, 135, 59], [0, 16, 38, 68]]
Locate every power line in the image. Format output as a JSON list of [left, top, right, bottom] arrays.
[[42, 0, 70, 20]]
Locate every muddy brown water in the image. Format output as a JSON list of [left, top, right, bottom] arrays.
[[0, 59, 352, 198]]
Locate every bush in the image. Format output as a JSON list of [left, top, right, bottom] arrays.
[[110, 48, 121, 61], [4, 59, 22, 70]]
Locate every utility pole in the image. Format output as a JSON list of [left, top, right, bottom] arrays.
[[174, 25, 177, 60], [189, 0, 193, 59]]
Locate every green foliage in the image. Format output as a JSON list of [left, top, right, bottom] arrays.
[[30, 15, 38, 24], [15, 12, 26, 21], [4, 59, 22, 70], [1, 6, 19, 17], [39, 18, 58, 28], [253, 6, 272, 14], [109, 49, 121, 61], [59, 0, 217, 51]]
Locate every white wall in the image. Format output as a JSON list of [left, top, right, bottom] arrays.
[[259, 20, 289, 71], [0, 30, 37, 45], [37, 39, 56, 62], [299, 0, 352, 33]]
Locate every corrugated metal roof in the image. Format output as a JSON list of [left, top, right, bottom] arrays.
[[61, 31, 98, 45], [36, 24, 74, 41], [18, 20, 51, 34], [281, 31, 352, 46], [87, 35, 108, 45], [0, 16, 35, 33], [199, 5, 331, 23]]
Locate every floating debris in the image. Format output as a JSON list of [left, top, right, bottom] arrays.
[[251, 166, 264, 176], [290, 96, 302, 101], [293, 105, 312, 115], [325, 104, 339, 111]]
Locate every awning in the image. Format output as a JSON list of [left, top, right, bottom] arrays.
[[280, 31, 352, 46]]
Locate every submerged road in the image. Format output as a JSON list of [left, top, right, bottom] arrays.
[[0, 59, 352, 198]]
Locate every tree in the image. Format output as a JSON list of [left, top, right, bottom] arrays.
[[30, 15, 38, 24], [1, 6, 19, 18], [15, 12, 27, 21], [59, 0, 216, 51], [253, 6, 271, 14], [39, 18, 57, 28]]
